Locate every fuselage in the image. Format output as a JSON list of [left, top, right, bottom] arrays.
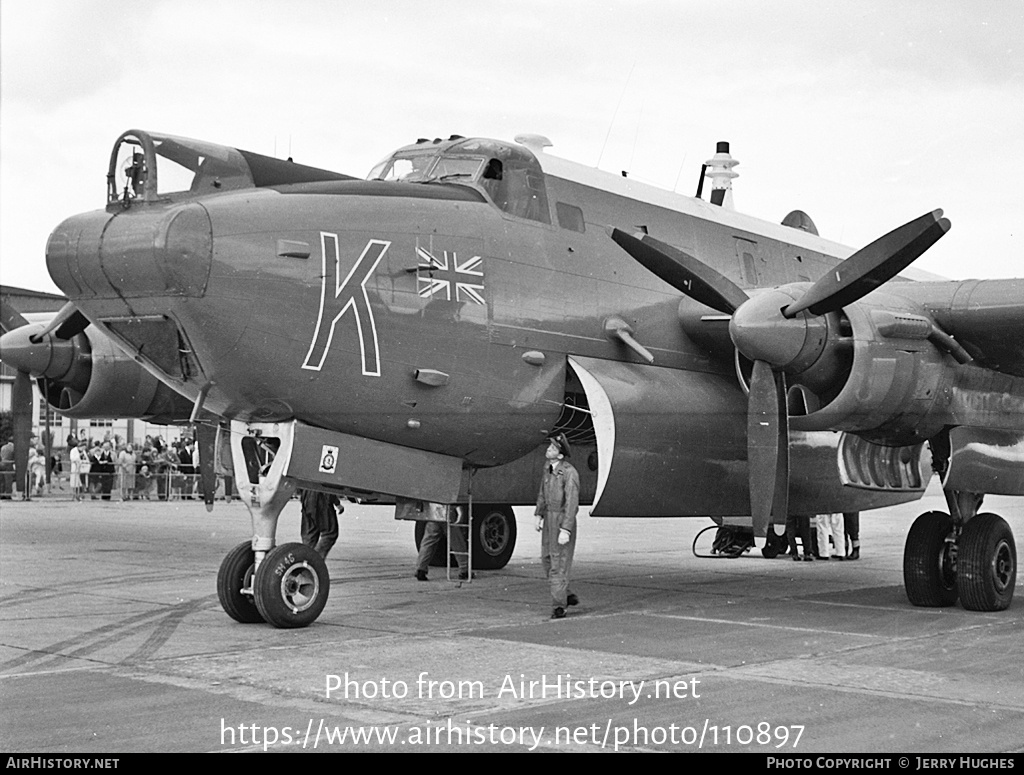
[[44, 131, 980, 515]]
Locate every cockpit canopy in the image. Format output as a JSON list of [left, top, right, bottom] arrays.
[[367, 137, 551, 224], [106, 130, 353, 208]]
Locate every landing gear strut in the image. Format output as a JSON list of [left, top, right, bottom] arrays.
[[903, 490, 1016, 611], [215, 421, 331, 628]]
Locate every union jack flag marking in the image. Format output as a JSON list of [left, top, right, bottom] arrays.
[[416, 247, 485, 305]]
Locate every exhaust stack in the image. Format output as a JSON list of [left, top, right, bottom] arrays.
[[705, 141, 739, 209]]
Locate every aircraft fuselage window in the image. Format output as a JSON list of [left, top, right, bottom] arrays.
[[742, 252, 757, 285], [556, 202, 585, 233]]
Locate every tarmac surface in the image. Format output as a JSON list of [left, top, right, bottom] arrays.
[[1, 483, 1022, 754]]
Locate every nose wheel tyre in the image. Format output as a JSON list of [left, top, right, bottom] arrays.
[[253, 543, 330, 628], [217, 541, 264, 623], [957, 513, 1016, 612], [903, 512, 958, 607]]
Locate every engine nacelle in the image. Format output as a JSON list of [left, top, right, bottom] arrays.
[[789, 295, 955, 445], [47, 327, 194, 423]]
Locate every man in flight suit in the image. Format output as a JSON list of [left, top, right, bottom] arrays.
[[535, 433, 580, 619]]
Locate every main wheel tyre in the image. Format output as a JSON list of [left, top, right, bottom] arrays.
[[253, 543, 329, 628], [414, 506, 518, 570], [217, 541, 264, 623], [471, 504, 516, 570], [903, 511, 958, 607], [957, 513, 1016, 612]]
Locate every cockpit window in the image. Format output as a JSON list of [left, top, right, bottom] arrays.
[[368, 153, 484, 184], [369, 152, 438, 182], [454, 139, 551, 224], [431, 156, 484, 181], [483, 161, 550, 224], [367, 138, 551, 224]]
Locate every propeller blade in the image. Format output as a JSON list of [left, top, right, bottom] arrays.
[[29, 302, 90, 343], [610, 229, 749, 315], [0, 294, 30, 333], [772, 379, 790, 528], [747, 360, 788, 536], [11, 369, 33, 497], [55, 310, 90, 340], [784, 209, 950, 318]]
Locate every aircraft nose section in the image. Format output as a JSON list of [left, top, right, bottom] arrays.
[[47, 202, 213, 301]]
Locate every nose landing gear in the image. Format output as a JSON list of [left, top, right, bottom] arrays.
[[215, 420, 331, 628]]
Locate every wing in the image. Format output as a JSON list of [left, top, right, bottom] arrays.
[[900, 278, 1024, 378]]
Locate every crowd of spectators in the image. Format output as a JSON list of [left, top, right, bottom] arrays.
[[59, 432, 201, 501]]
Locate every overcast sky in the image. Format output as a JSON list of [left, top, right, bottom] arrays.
[[2, 0, 1021, 294]]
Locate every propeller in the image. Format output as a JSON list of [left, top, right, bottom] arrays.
[[1, 298, 95, 496], [611, 210, 950, 535], [782, 209, 949, 318]]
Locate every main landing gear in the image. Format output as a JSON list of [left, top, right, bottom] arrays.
[[414, 503, 517, 570], [903, 490, 1016, 611], [215, 421, 331, 628]]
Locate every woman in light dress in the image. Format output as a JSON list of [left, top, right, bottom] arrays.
[[68, 439, 84, 500], [118, 444, 136, 500]]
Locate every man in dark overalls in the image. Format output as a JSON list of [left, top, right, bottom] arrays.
[[299, 488, 342, 559]]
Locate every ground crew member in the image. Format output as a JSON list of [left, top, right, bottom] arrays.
[[535, 433, 580, 619], [844, 511, 861, 560], [415, 503, 470, 581], [299, 488, 342, 559], [786, 512, 814, 561]]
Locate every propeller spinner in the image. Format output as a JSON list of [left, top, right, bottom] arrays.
[[611, 209, 950, 536]]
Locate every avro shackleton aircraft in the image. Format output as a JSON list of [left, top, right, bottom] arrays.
[[2, 129, 1022, 628]]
